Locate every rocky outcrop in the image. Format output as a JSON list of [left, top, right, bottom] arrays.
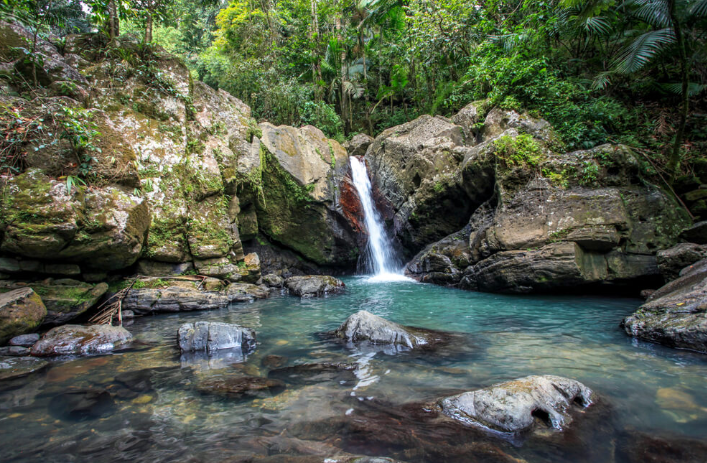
[[657, 243, 707, 282], [622, 258, 707, 353], [122, 280, 268, 314], [31, 324, 132, 356], [344, 133, 374, 157], [177, 321, 256, 353], [680, 221, 707, 245], [371, 103, 692, 294], [285, 276, 345, 297], [0, 23, 362, 286], [331, 310, 449, 349], [438, 375, 593, 433], [0, 288, 46, 344]]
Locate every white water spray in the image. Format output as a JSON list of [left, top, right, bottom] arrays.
[[349, 157, 412, 283]]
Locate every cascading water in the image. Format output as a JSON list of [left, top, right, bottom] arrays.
[[349, 157, 412, 282]]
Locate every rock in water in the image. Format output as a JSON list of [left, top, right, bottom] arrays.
[[30, 325, 133, 356], [49, 388, 115, 420], [0, 356, 48, 380], [196, 375, 285, 399], [178, 321, 256, 353], [0, 288, 46, 344], [285, 276, 345, 297], [267, 363, 358, 385], [622, 258, 707, 353], [332, 310, 447, 349], [438, 375, 593, 433]]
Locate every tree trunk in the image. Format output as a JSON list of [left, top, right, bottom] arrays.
[[109, 0, 119, 42], [667, 0, 689, 184], [145, 14, 153, 43]]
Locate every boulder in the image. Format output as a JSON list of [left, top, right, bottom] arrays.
[[263, 274, 284, 288], [0, 356, 49, 380], [24, 280, 108, 325], [30, 324, 133, 356], [177, 321, 256, 353], [331, 310, 448, 349], [9, 333, 40, 347], [680, 221, 707, 244], [438, 375, 593, 433], [225, 283, 270, 302], [285, 276, 345, 297], [622, 258, 707, 353], [657, 243, 707, 281], [0, 288, 46, 344], [344, 133, 374, 157], [0, 346, 30, 356], [196, 375, 285, 399], [122, 284, 230, 314]]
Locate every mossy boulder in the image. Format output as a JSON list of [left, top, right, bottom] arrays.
[[0, 288, 46, 345], [10, 280, 108, 325]]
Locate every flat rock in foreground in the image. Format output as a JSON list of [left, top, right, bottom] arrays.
[[30, 324, 133, 356], [622, 258, 707, 353], [285, 276, 345, 297], [438, 375, 593, 433], [178, 321, 256, 354], [0, 356, 49, 380], [332, 310, 450, 349]]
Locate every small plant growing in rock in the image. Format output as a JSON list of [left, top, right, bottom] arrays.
[[59, 106, 100, 176], [493, 134, 544, 168]]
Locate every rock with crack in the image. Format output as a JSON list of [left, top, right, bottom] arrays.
[[285, 276, 345, 297], [178, 321, 256, 354], [331, 310, 450, 350], [438, 375, 593, 433], [0, 288, 46, 344], [31, 325, 133, 356], [622, 258, 707, 353]]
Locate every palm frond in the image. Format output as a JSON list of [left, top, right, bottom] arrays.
[[614, 28, 675, 74], [592, 71, 614, 90], [583, 16, 613, 36], [630, 0, 672, 28], [662, 82, 707, 97], [692, 0, 707, 17]]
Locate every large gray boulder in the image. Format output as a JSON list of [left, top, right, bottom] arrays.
[[622, 258, 707, 353], [31, 324, 132, 356], [285, 276, 345, 297], [0, 288, 46, 344], [438, 375, 593, 433], [177, 321, 256, 353], [332, 310, 446, 349], [657, 243, 707, 281]]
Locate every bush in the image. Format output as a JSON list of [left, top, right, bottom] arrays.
[[300, 101, 343, 141]]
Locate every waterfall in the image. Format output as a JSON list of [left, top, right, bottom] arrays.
[[349, 157, 411, 282]]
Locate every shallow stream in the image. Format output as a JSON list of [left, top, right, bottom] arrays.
[[1, 277, 707, 462]]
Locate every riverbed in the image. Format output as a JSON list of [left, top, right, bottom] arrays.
[[1, 277, 707, 462]]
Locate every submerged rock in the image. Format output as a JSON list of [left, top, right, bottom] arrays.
[[616, 431, 707, 463], [30, 324, 133, 356], [178, 321, 256, 354], [196, 375, 285, 399], [0, 346, 30, 356], [0, 288, 46, 344], [268, 363, 358, 386], [331, 310, 449, 349], [0, 356, 48, 380], [49, 388, 115, 420], [285, 276, 345, 297], [438, 375, 593, 433], [622, 258, 707, 353]]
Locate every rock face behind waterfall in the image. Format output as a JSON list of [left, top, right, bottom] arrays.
[[364, 102, 690, 294], [0, 22, 361, 286], [438, 375, 593, 433]]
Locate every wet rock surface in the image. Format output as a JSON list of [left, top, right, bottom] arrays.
[[438, 375, 593, 433], [30, 324, 133, 356], [9, 333, 40, 347], [615, 431, 707, 463], [0, 356, 48, 380], [622, 258, 707, 353], [331, 310, 451, 349], [657, 243, 707, 281], [0, 288, 46, 344], [196, 375, 285, 399], [267, 363, 358, 386], [178, 321, 256, 354], [0, 346, 30, 356], [285, 276, 345, 297], [49, 388, 115, 420]]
